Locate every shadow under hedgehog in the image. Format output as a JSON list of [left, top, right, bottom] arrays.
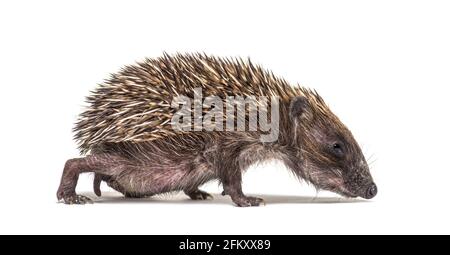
[[57, 53, 377, 207]]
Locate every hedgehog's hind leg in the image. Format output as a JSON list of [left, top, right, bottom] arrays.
[[56, 154, 128, 204], [57, 157, 94, 204], [183, 188, 213, 200]]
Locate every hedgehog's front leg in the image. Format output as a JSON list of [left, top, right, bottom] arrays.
[[219, 166, 264, 207]]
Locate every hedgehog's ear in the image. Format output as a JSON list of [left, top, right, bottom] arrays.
[[289, 96, 311, 121]]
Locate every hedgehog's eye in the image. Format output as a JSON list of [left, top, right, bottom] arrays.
[[331, 142, 344, 157], [333, 143, 341, 150]]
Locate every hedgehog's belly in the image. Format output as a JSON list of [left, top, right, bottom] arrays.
[[112, 158, 216, 196]]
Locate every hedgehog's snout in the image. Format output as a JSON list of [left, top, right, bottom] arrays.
[[362, 182, 377, 199]]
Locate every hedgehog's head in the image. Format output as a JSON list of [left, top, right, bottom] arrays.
[[288, 93, 376, 199]]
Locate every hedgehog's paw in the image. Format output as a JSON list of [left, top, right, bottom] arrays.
[[64, 194, 93, 205], [58, 192, 93, 205], [232, 196, 265, 207], [185, 189, 213, 200]]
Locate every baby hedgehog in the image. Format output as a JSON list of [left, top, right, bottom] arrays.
[[57, 53, 377, 206]]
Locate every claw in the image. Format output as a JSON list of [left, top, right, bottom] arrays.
[[232, 196, 265, 207], [61, 194, 93, 205], [185, 190, 213, 200]]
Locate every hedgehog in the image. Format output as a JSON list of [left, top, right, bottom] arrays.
[[56, 53, 377, 206]]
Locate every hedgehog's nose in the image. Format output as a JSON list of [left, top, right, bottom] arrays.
[[364, 183, 377, 199]]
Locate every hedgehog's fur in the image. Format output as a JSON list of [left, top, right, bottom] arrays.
[[57, 53, 376, 206]]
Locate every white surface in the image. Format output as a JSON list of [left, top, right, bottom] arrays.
[[1, 0, 449, 234]]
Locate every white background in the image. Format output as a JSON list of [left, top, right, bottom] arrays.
[[1, 0, 449, 234]]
